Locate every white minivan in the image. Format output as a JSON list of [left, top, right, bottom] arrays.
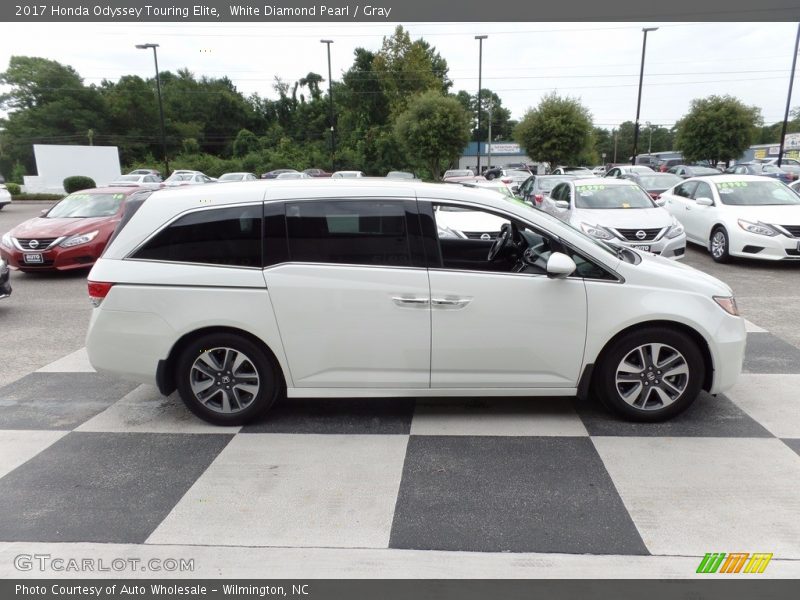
[[85, 180, 746, 425]]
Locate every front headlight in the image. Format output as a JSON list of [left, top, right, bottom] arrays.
[[580, 222, 614, 240], [59, 230, 99, 248], [713, 295, 739, 316], [737, 219, 777, 237], [1, 233, 12, 249], [666, 220, 685, 239]]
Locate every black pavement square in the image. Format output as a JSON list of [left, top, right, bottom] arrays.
[[783, 438, 800, 457], [0, 431, 232, 543], [744, 332, 800, 374], [241, 397, 415, 434], [389, 435, 648, 555], [0, 373, 139, 430], [574, 392, 772, 438]]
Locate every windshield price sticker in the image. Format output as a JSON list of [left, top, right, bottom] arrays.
[[718, 181, 748, 188], [577, 185, 605, 192]]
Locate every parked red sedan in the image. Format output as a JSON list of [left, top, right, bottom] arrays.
[[0, 187, 143, 272]]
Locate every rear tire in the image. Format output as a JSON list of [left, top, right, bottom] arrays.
[[176, 333, 283, 425], [595, 327, 705, 422]]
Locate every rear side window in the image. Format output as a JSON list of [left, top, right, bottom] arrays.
[[285, 200, 411, 267], [133, 206, 262, 267]]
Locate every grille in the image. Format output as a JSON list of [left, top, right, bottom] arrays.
[[779, 225, 800, 238], [615, 228, 664, 242], [464, 231, 500, 240], [16, 238, 58, 250]]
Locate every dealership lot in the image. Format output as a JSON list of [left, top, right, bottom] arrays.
[[1, 200, 800, 577]]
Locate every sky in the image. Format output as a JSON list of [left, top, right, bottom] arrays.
[[1, 21, 798, 132]]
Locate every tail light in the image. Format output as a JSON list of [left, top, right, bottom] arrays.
[[88, 281, 114, 307], [534, 194, 543, 204], [649, 192, 659, 199], [501, 177, 513, 184]]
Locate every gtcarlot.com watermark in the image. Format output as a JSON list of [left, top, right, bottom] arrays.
[[14, 553, 195, 573]]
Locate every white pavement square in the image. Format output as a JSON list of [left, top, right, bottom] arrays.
[[0, 430, 68, 479], [76, 385, 242, 434], [147, 434, 409, 548], [724, 374, 800, 439], [592, 437, 800, 558], [410, 397, 588, 437], [35, 348, 95, 373]]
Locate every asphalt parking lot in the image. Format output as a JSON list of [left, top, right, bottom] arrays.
[[1, 200, 800, 578]]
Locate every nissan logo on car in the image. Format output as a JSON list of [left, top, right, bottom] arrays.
[[480, 233, 491, 241], [28, 240, 40, 249], [635, 230, 647, 240]]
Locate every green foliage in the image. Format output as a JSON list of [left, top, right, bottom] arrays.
[[233, 128, 260, 156], [675, 95, 762, 164], [5, 182, 21, 195], [456, 89, 515, 142], [8, 192, 64, 200], [514, 93, 593, 168], [63, 175, 96, 193], [10, 161, 26, 184], [394, 91, 470, 180]]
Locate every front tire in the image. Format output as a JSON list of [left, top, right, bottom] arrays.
[[176, 333, 282, 425], [595, 327, 705, 422], [709, 226, 731, 263]]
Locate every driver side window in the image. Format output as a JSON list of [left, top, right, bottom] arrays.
[[431, 203, 556, 275]]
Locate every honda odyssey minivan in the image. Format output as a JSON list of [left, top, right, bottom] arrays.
[[85, 180, 746, 425]]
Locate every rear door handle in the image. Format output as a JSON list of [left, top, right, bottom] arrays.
[[432, 297, 472, 309], [392, 296, 430, 307]]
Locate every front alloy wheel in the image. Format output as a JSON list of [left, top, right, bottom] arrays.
[[710, 228, 731, 263], [614, 343, 689, 411], [596, 327, 704, 422]]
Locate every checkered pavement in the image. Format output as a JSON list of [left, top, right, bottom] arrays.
[[1, 321, 800, 577]]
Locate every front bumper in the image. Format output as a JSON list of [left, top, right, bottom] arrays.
[[708, 313, 747, 395], [0, 239, 106, 271], [727, 229, 800, 261], [608, 232, 687, 260]]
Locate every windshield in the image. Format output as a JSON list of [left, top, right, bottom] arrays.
[[114, 175, 140, 182], [444, 170, 473, 178], [166, 173, 194, 182], [761, 164, 783, 173], [716, 180, 800, 205], [47, 192, 125, 218], [219, 174, 243, 181], [693, 167, 720, 175], [637, 174, 682, 189], [574, 184, 655, 209], [506, 170, 531, 178]]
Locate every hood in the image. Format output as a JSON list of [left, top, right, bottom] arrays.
[[718, 203, 800, 225], [570, 207, 674, 230], [623, 250, 732, 297], [10, 216, 117, 239]]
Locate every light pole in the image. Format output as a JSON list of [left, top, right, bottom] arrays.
[[778, 23, 800, 168], [645, 120, 653, 154], [632, 27, 658, 166], [475, 35, 487, 174], [136, 43, 168, 176], [487, 98, 493, 169], [321, 39, 335, 173], [613, 128, 618, 164]]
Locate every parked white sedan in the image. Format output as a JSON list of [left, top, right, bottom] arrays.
[[660, 175, 800, 262], [541, 178, 686, 259]]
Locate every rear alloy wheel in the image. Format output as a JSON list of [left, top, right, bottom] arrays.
[[176, 333, 282, 425], [709, 227, 731, 263], [596, 327, 705, 422]]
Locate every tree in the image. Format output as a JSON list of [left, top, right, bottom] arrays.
[[373, 25, 452, 115], [675, 95, 762, 165], [514, 93, 593, 168], [233, 128, 259, 156], [394, 91, 470, 180], [456, 88, 514, 142]]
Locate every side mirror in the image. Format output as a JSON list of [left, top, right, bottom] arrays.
[[654, 196, 666, 206], [554, 200, 570, 210], [696, 197, 714, 206], [546, 252, 577, 279], [40, 209, 49, 216]]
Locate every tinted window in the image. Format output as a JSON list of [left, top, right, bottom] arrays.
[[674, 181, 698, 198], [286, 200, 411, 267], [134, 205, 262, 267]]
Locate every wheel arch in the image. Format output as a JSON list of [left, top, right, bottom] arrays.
[[589, 319, 714, 393], [155, 325, 286, 397]]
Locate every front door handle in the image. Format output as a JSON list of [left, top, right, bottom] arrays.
[[432, 297, 472, 309], [392, 296, 430, 307]]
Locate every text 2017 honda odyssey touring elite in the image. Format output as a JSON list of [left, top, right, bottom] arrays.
[[85, 180, 746, 425]]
